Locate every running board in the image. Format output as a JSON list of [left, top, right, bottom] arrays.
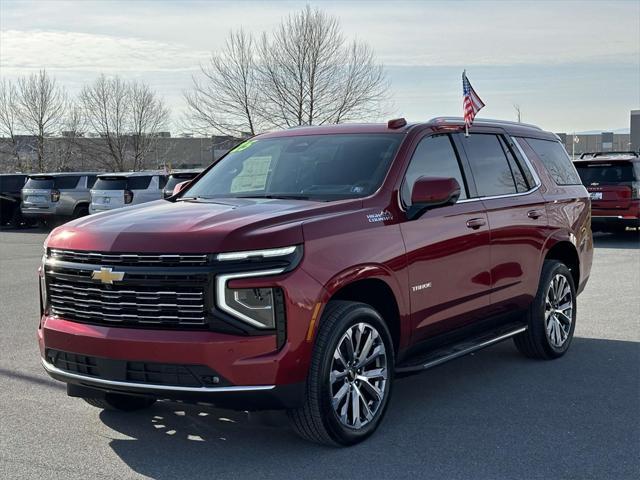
[[395, 323, 527, 374]]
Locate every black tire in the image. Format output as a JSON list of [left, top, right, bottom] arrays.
[[9, 206, 23, 228], [83, 394, 156, 412], [288, 301, 395, 446], [514, 260, 577, 359], [73, 204, 89, 219]]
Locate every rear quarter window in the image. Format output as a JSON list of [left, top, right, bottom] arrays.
[[525, 138, 581, 185], [54, 176, 80, 189], [127, 176, 153, 190]]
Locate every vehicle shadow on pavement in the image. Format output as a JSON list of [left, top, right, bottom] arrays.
[[98, 336, 639, 480], [593, 231, 639, 249]]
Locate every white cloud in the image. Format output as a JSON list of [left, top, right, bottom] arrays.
[[0, 0, 638, 132], [0, 30, 210, 74]]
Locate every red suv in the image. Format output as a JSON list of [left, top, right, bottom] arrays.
[[573, 151, 640, 232], [39, 118, 592, 446]]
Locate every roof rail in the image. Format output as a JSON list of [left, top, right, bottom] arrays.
[[428, 117, 543, 131], [579, 151, 639, 159]]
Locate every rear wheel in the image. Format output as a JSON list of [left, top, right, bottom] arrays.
[[73, 204, 89, 219], [514, 260, 576, 359], [288, 301, 394, 446], [83, 394, 156, 412]]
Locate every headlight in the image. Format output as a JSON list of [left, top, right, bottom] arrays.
[[216, 269, 284, 329], [216, 245, 298, 262], [226, 287, 276, 328]]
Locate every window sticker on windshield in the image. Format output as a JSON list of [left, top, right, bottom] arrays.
[[231, 140, 256, 153]]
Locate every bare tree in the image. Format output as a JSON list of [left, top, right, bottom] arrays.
[[0, 79, 25, 171], [257, 7, 386, 128], [81, 75, 169, 171], [52, 102, 87, 171], [80, 75, 130, 171], [183, 29, 260, 136], [129, 81, 170, 170], [184, 6, 387, 134], [15, 70, 67, 172]]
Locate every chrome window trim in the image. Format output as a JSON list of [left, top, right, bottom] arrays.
[[216, 268, 285, 328], [511, 136, 542, 187], [41, 357, 275, 392], [398, 134, 544, 210]]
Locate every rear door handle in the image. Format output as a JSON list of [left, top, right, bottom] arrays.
[[527, 209, 544, 219], [466, 218, 486, 229]]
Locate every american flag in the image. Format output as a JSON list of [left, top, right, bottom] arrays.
[[462, 71, 485, 129]]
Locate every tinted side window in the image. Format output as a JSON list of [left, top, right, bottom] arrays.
[[463, 134, 517, 196], [86, 175, 97, 188], [498, 137, 529, 192], [526, 138, 581, 185], [128, 176, 152, 190], [401, 134, 467, 205], [54, 176, 80, 189], [0, 175, 26, 192]]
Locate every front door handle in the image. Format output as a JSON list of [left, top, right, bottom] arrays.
[[527, 209, 544, 219], [466, 218, 486, 229]]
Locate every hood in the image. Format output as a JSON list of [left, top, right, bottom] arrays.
[[46, 197, 359, 253]]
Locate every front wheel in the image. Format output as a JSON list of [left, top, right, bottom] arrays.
[[514, 260, 577, 359], [288, 301, 394, 446]]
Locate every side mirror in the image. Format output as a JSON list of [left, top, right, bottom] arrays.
[[172, 180, 191, 196], [407, 176, 461, 220]]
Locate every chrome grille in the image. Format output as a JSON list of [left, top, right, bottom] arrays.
[[49, 249, 209, 267], [45, 257, 210, 329]]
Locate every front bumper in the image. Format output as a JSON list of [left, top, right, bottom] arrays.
[[41, 356, 304, 409], [38, 263, 324, 409]]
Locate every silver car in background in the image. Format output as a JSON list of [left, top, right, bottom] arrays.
[[21, 172, 99, 225], [89, 172, 167, 214]]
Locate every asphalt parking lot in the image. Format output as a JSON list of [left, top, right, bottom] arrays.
[[0, 227, 638, 480]]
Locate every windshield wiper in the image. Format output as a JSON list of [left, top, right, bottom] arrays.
[[237, 194, 312, 200]]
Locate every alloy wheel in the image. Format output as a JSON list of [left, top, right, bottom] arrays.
[[329, 322, 388, 429], [544, 273, 573, 348]]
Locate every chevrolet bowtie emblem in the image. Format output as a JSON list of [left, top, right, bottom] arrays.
[[91, 267, 125, 284]]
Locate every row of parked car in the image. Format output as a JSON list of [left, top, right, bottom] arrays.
[[2, 151, 639, 232], [0, 169, 202, 227]]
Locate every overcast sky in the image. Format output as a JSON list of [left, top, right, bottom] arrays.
[[1, 0, 639, 133]]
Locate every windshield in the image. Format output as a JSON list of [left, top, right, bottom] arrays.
[[184, 134, 402, 201], [25, 177, 54, 189], [93, 176, 153, 190], [25, 176, 81, 189], [574, 162, 638, 185], [93, 178, 127, 190]]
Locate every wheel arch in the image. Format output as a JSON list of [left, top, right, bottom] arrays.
[[320, 266, 407, 355], [543, 238, 580, 288]]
